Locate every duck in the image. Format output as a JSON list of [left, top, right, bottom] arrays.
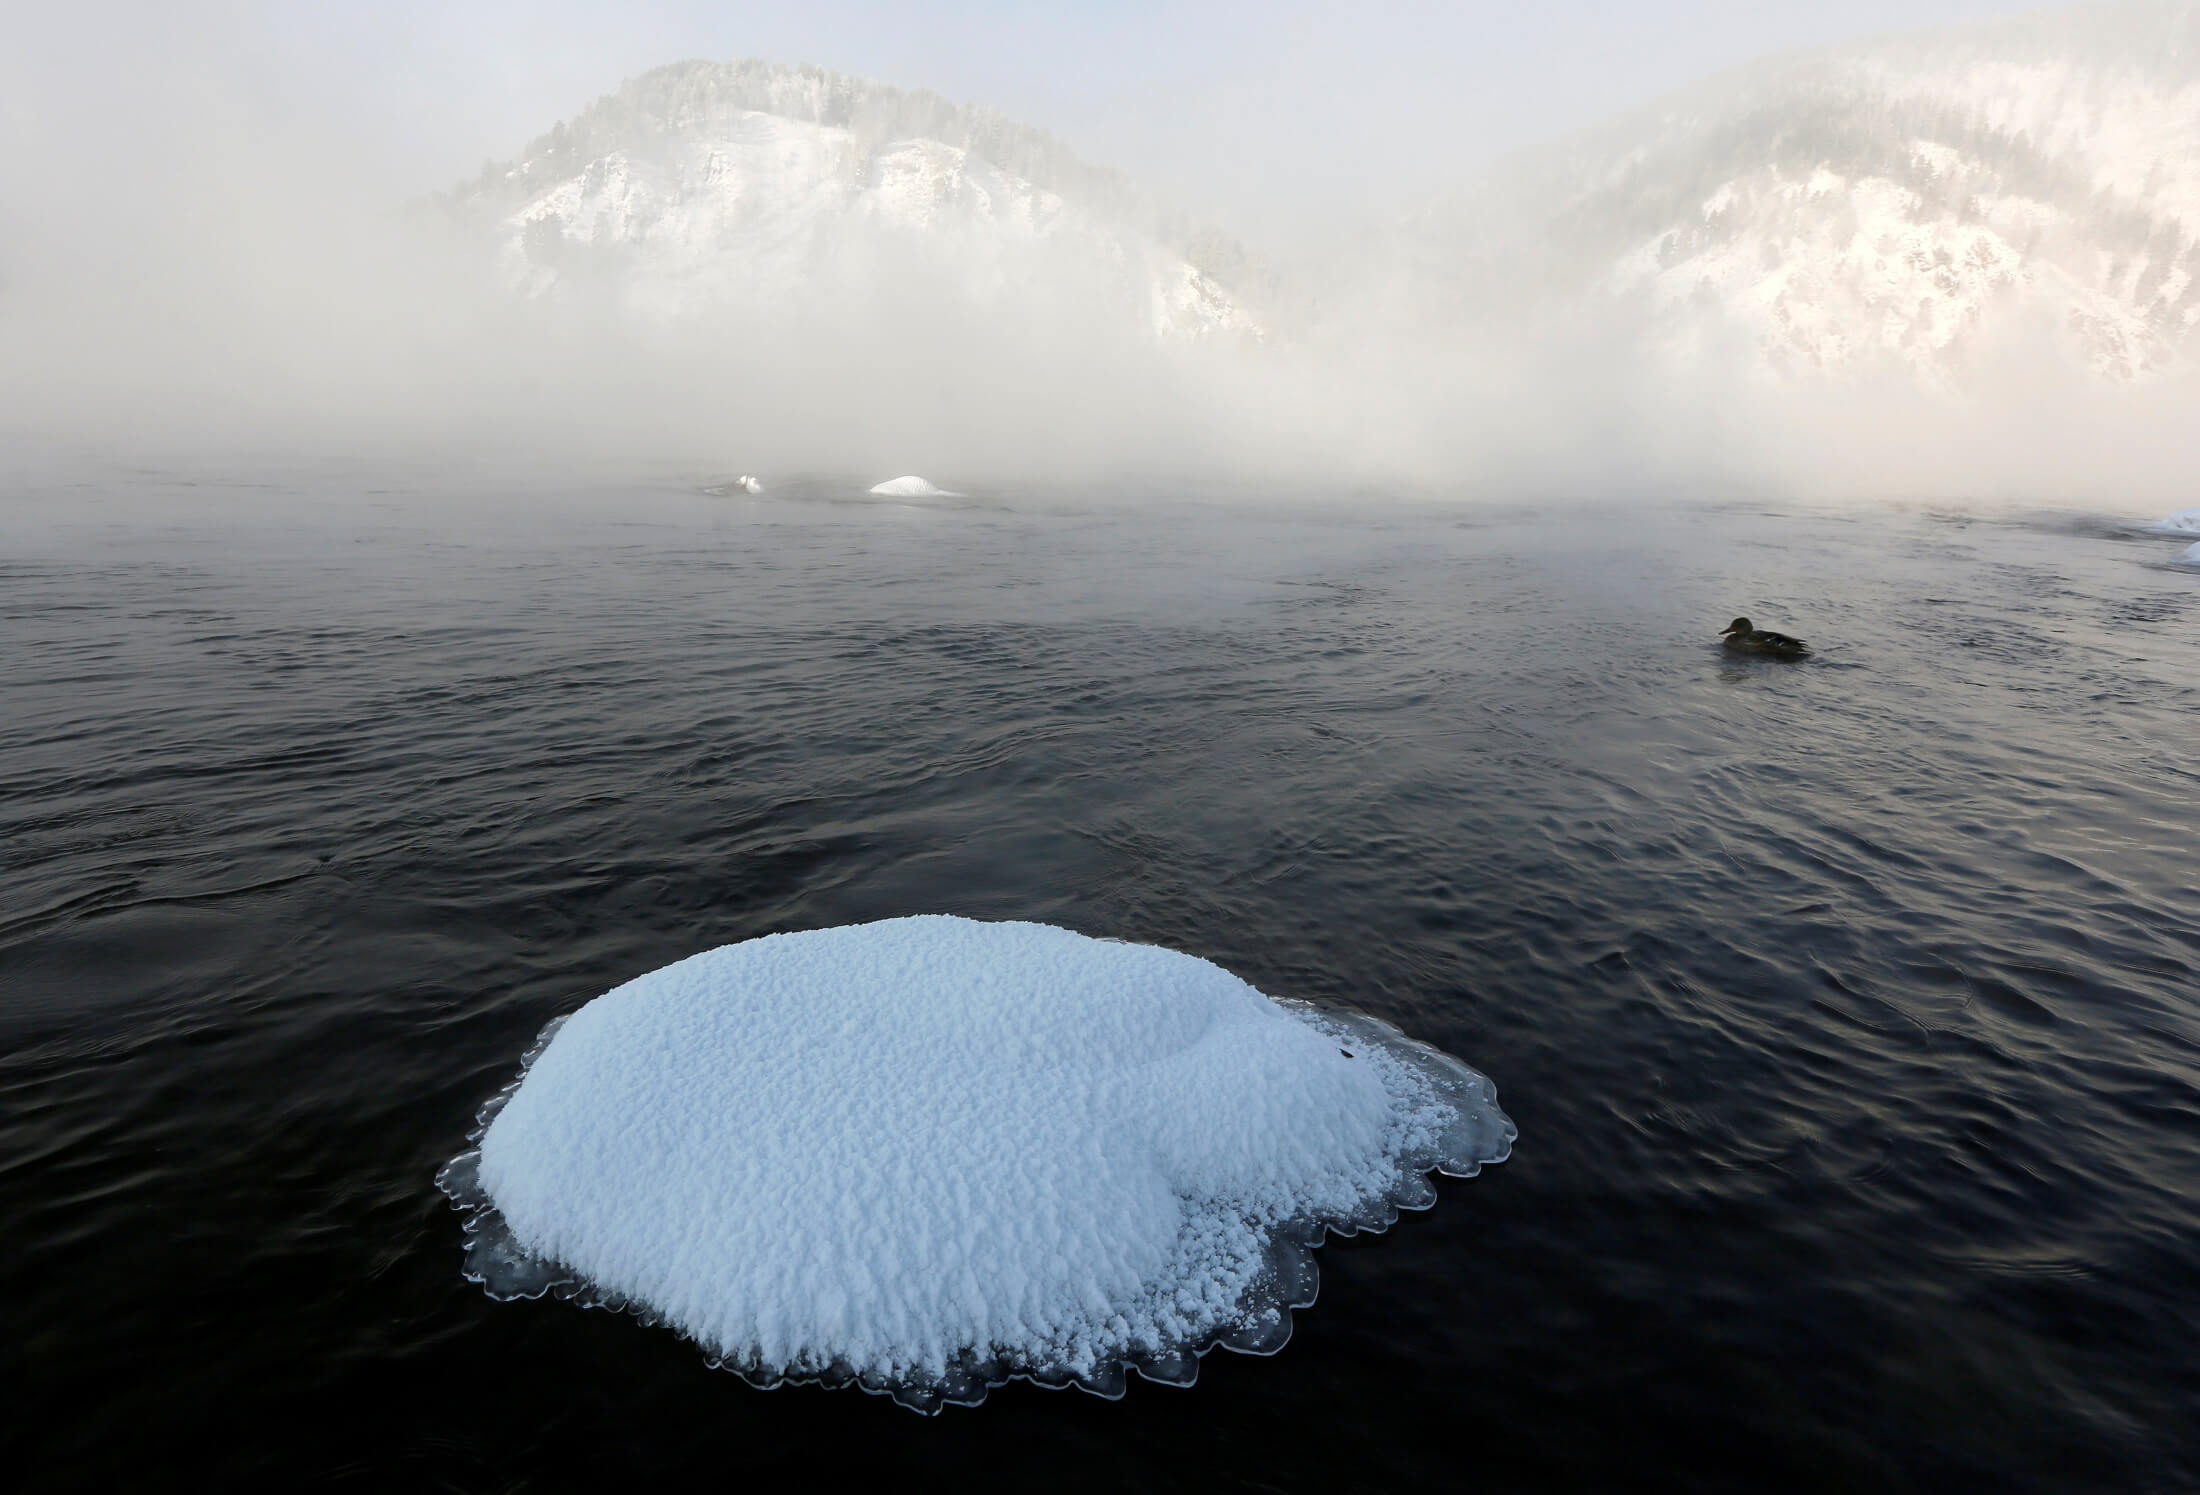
[[1719, 616, 1809, 657]]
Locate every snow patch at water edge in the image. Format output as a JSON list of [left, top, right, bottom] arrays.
[[2174, 541, 2200, 569], [437, 915, 1514, 1413], [868, 475, 960, 498]]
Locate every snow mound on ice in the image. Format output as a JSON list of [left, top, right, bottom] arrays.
[[438, 915, 1513, 1412]]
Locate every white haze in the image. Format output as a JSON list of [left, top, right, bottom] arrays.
[[3, 1, 2197, 506]]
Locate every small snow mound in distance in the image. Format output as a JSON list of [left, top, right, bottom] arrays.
[[2176, 541, 2200, 568], [868, 475, 960, 498], [438, 916, 1513, 1413], [2136, 507, 2200, 536]]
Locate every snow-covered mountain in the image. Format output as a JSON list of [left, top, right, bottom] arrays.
[[1409, 0, 2200, 389], [440, 10, 2199, 410], [450, 61, 1262, 342]]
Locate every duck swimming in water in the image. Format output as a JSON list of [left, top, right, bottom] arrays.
[[1720, 617, 1809, 657]]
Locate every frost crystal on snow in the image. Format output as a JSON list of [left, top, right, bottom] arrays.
[[438, 916, 1513, 1412]]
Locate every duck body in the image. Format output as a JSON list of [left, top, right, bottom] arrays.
[[1720, 616, 1809, 657]]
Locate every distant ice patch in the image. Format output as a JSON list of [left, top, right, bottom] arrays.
[[868, 475, 961, 498], [2176, 541, 2200, 569], [437, 915, 1513, 1413], [2135, 507, 2200, 536]]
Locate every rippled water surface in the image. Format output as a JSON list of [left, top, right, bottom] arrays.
[[5, 467, 2197, 1492]]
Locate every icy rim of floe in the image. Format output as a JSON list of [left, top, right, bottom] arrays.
[[436, 999, 1514, 1414]]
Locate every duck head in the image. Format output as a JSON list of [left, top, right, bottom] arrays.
[[1721, 617, 1753, 638]]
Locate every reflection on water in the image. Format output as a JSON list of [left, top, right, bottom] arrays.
[[3, 467, 2197, 1491]]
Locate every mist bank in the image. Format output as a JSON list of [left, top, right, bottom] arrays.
[[9, 215, 2195, 510], [10, 173, 2195, 510], [6, 13, 2199, 508]]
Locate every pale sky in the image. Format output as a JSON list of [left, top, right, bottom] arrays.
[[16, 0, 2058, 238]]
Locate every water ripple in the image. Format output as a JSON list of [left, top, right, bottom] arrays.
[[2, 483, 2196, 1490]]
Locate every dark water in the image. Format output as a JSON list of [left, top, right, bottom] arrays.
[[5, 467, 2197, 1492]]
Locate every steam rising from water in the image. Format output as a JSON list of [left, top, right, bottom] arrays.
[[5, 2, 2198, 506]]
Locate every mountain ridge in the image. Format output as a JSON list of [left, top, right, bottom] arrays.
[[440, 6, 2200, 400], [447, 59, 1270, 343]]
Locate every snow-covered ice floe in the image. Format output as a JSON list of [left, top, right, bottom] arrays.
[[867, 475, 961, 498], [437, 915, 1514, 1413], [2132, 507, 2200, 537], [2175, 541, 2200, 569]]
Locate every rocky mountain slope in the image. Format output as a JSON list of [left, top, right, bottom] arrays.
[[448, 60, 1262, 342]]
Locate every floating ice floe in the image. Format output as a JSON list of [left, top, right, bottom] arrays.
[[868, 475, 960, 498], [2175, 541, 2200, 569], [701, 474, 763, 496], [438, 915, 1513, 1413]]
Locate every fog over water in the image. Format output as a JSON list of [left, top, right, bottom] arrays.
[[3, 3, 2197, 496]]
